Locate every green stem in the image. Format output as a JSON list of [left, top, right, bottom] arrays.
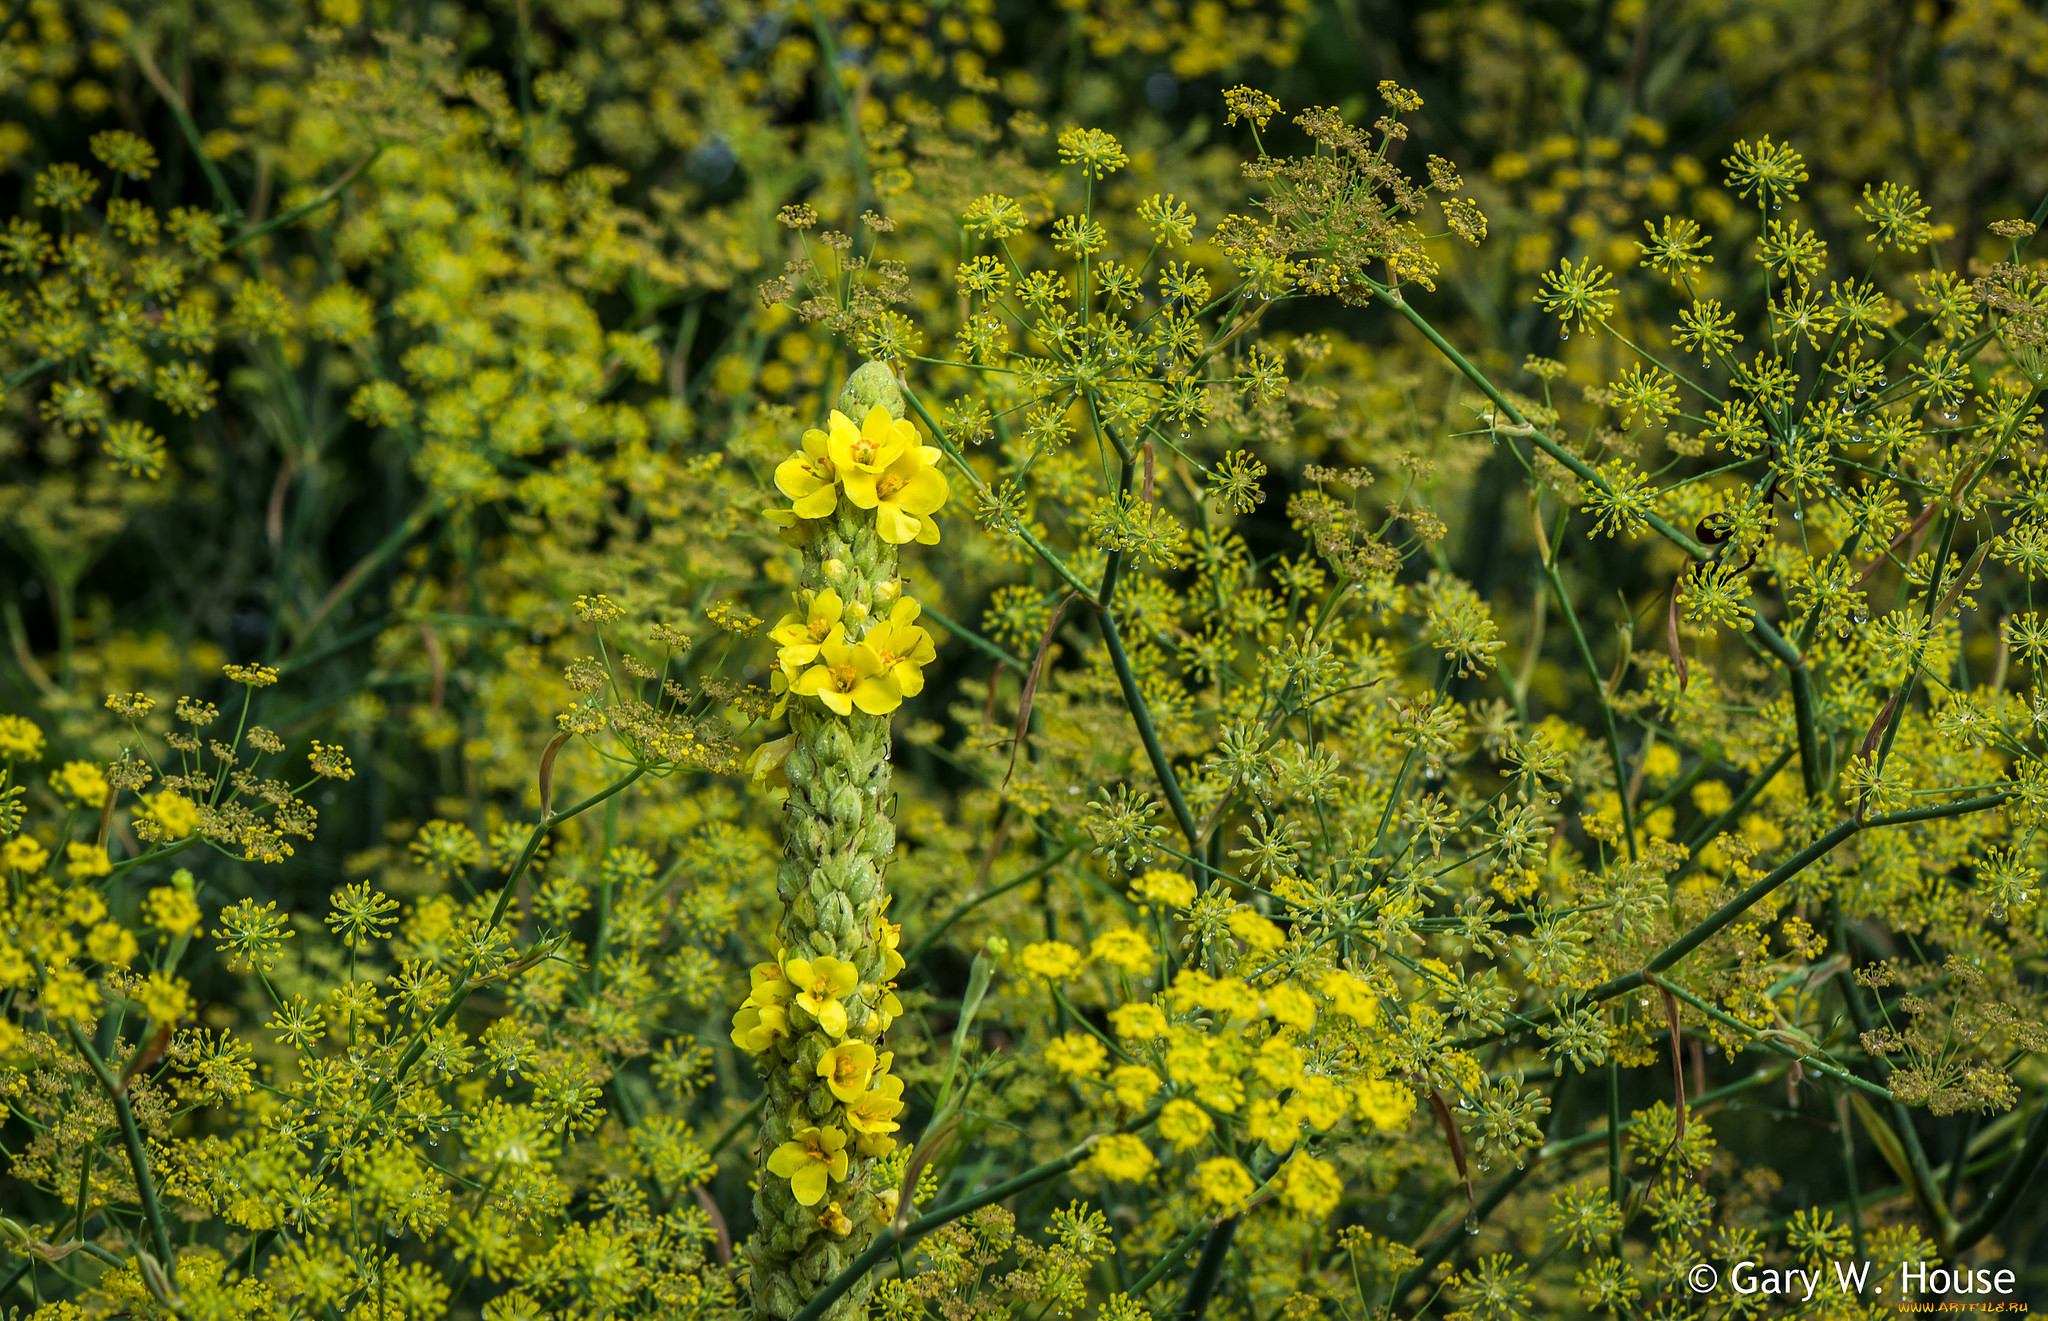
[[1750, 616, 1822, 800], [902, 847, 1075, 967], [1543, 547, 1637, 860], [223, 147, 382, 253], [279, 498, 440, 664], [1096, 606, 1200, 849], [64, 1024, 175, 1267], [1370, 281, 1709, 558], [919, 602, 1027, 673], [1950, 1097, 2048, 1252]]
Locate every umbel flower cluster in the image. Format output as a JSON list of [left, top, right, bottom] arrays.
[[6, 2, 2048, 1320]]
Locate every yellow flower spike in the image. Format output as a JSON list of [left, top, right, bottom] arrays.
[[817, 1040, 877, 1102], [774, 427, 841, 518], [784, 954, 860, 1036], [825, 405, 916, 477], [765, 1126, 850, 1206], [845, 444, 949, 546], [769, 590, 846, 674], [864, 597, 938, 697], [791, 635, 902, 717]]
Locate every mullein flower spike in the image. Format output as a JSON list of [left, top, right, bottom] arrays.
[[734, 362, 940, 1320]]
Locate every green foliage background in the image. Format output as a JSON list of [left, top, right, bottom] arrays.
[[3, 0, 2048, 1318]]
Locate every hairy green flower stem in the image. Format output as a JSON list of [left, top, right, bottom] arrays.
[[750, 363, 909, 1321]]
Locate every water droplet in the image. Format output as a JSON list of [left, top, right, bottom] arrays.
[[1560, 329, 1570, 340], [1792, 510, 1804, 521], [1773, 202, 1782, 211], [1547, 795, 1560, 805]]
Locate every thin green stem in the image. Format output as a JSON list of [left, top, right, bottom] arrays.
[[63, 1024, 175, 1267], [1096, 606, 1200, 849]]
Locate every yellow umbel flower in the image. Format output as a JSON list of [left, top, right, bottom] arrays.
[[765, 1126, 850, 1206], [0, 713, 45, 760], [1091, 1134, 1156, 1182], [1196, 1157, 1257, 1211]]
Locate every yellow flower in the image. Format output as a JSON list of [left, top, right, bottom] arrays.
[[1227, 907, 1285, 951], [1158, 1098, 1213, 1152], [1246, 1097, 1296, 1154], [135, 971, 192, 1026], [2, 836, 49, 874], [729, 1001, 790, 1053], [746, 960, 795, 1005], [49, 760, 110, 809], [87, 922, 138, 968], [65, 842, 113, 879], [1044, 1032, 1107, 1078], [818, 1202, 853, 1236], [1320, 969, 1379, 1025], [1020, 939, 1083, 982], [1110, 1002, 1169, 1039], [1090, 927, 1153, 975], [825, 405, 917, 479], [746, 734, 794, 790], [770, 590, 846, 674], [863, 597, 938, 697], [774, 425, 842, 519], [1130, 869, 1196, 908], [144, 790, 199, 839], [1108, 1063, 1161, 1109], [784, 954, 860, 1037], [1278, 1153, 1343, 1219], [1285, 1076, 1347, 1132], [143, 884, 202, 939], [765, 1126, 850, 1206], [0, 713, 45, 760], [846, 1072, 905, 1155], [875, 915, 906, 981], [1255, 1036, 1305, 1089], [1263, 983, 1316, 1029], [41, 966, 100, 1025], [1091, 1133, 1155, 1182], [1354, 1078, 1416, 1131], [818, 1040, 878, 1101], [1196, 1156, 1257, 1211], [846, 443, 949, 546], [792, 635, 902, 717]]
